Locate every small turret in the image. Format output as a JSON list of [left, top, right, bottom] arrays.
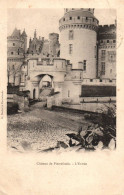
[[21, 29, 27, 53], [34, 29, 37, 39], [22, 29, 27, 37]]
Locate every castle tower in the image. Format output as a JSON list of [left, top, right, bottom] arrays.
[[97, 24, 116, 80], [49, 33, 60, 57], [34, 29, 37, 39], [59, 8, 99, 78], [7, 28, 25, 86]]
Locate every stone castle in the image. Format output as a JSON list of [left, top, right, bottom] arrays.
[[7, 8, 116, 103]]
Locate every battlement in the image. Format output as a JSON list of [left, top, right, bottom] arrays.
[[98, 23, 116, 40], [59, 8, 99, 32], [49, 33, 59, 39], [64, 8, 94, 14], [99, 24, 116, 29], [82, 78, 116, 86]]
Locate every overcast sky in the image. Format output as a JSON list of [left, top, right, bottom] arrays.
[[7, 8, 116, 41]]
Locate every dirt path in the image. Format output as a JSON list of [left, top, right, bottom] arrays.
[[7, 105, 91, 152]]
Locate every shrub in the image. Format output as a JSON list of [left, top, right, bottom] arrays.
[[43, 104, 116, 152], [7, 102, 19, 115]]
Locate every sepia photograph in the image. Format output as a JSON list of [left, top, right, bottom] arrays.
[[7, 8, 116, 153]]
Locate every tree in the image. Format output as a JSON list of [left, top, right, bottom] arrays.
[[7, 64, 13, 86], [12, 65, 21, 86], [7, 63, 21, 86]]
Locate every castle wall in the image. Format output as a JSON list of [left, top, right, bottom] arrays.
[[97, 24, 116, 79], [62, 81, 82, 103], [98, 47, 116, 79]]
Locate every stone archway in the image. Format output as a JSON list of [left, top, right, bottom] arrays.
[[30, 72, 64, 99], [39, 74, 54, 99], [39, 74, 53, 89], [31, 74, 54, 99]]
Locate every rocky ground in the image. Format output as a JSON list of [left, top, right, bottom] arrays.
[[7, 103, 92, 153]]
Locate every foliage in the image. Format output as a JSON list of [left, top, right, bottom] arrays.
[[68, 104, 116, 151], [7, 102, 19, 115], [7, 64, 21, 86], [44, 104, 116, 152]]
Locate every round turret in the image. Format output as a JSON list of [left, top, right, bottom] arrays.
[[49, 33, 60, 57], [59, 8, 99, 78], [7, 28, 25, 59]]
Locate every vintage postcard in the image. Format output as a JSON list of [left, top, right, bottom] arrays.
[[0, 0, 124, 194]]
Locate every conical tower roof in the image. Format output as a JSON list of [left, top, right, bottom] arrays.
[[22, 29, 27, 37], [11, 28, 21, 38]]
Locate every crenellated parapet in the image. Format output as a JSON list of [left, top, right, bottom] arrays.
[[59, 8, 99, 32], [64, 8, 94, 14], [98, 24, 116, 40], [97, 23, 116, 50]]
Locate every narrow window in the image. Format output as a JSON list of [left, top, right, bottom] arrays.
[[70, 17, 72, 20], [80, 72, 82, 79], [83, 60, 86, 71], [63, 18, 65, 21], [101, 50, 106, 60], [13, 43, 15, 46], [107, 40, 109, 43], [94, 46, 96, 58], [77, 16, 80, 19], [69, 30, 74, 40], [113, 40, 116, 43], [11, 52, 13, 55], [68, 90, 70, 97], [69, 44, 73, 54], [101, 62, 105, 75]]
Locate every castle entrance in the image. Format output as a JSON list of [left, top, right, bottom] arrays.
[[39, 74, 54, 99], [31, 74, 55, 100]]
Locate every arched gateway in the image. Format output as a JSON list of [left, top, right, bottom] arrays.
[[25, 57, 67, 99], [20, 56, 84, 102], [31, 74, 54, 99]]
